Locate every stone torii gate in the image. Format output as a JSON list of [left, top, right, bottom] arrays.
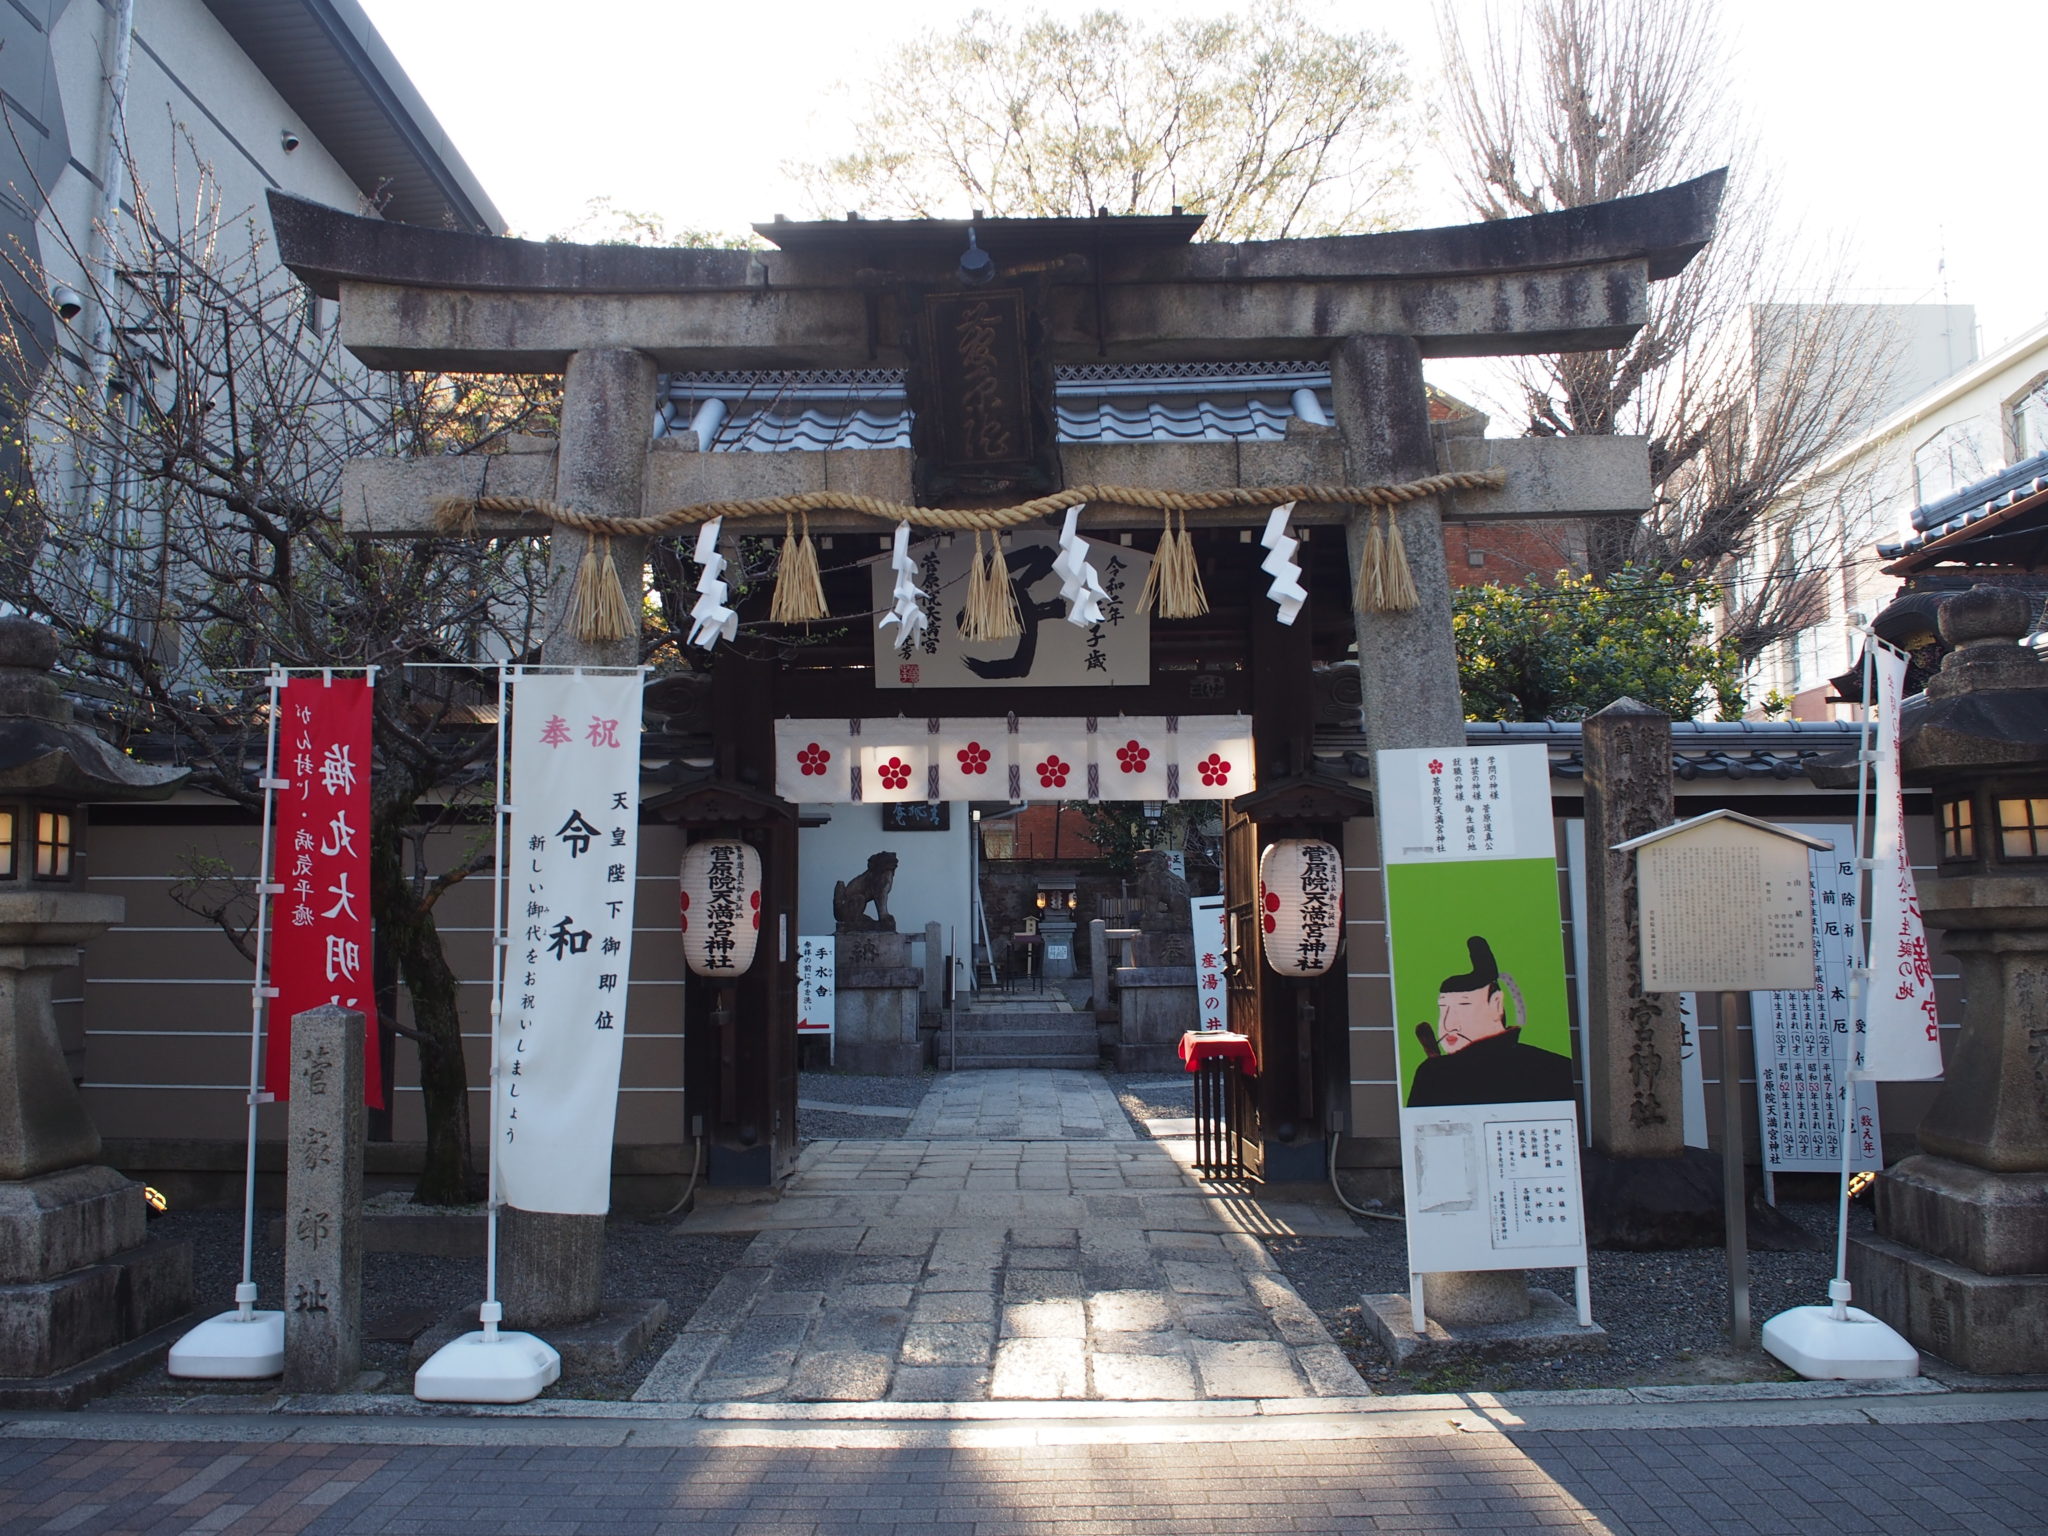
[[269, 173, 1721, 1330]]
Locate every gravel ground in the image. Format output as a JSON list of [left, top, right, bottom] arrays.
[[1105, 1068, 1194, 1125], [797, 1067, 933, 1140], [1267, 1198, 1869, 1393], [109, 1209, 752, 1402]]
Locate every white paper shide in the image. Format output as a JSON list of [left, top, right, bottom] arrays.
[[498, 672, 643, 1216]]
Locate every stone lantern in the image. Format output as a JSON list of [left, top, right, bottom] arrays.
[[1849, 586, 2048, 1372], [0, 617, 193, 1403]]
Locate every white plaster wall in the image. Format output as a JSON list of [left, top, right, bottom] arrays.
[[42, 0, 365, 299], [797, 806, 974, 971], [1752, 320, 2048, 711]]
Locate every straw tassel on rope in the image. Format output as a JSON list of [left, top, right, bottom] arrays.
[[1139, 508, 1209, 620], [769, 511, 829, 623], [960, 530, 1022, 642], [1379, 506, 1420, 612], [570, 534, 636, 643]]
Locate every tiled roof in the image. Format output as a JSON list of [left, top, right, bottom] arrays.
[[656, 362, 1335, 452], [1313, 719, 1865, 783], [1880, 449, 2048, 561]]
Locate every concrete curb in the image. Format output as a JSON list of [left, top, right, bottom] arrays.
[[9, 1375, 2047, 1452]]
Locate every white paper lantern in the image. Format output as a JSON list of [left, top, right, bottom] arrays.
[[1258, 838, 1343, 977], [679, 839, 763, 978]]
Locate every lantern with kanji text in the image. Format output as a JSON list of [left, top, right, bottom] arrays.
[[1257, 838, 1343, 978], [679, 838, 763, 977]]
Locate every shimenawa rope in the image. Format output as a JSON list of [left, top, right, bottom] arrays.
[[437, 470, 1506, 642]]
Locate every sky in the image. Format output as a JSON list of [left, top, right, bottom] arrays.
[[358, 0, 2048, 368]]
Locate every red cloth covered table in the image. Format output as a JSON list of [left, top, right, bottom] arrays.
[[1179, 1030, 1258, 1075]]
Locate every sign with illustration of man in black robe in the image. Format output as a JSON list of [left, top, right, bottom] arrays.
[[1408, 935, 1575, 1108]]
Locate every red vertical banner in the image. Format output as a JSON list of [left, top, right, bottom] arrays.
[[264, 675, 381, 1105]]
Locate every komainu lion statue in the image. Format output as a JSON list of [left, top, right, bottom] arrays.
[[833, 851, 898, 932]]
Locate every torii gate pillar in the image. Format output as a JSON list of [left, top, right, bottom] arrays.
[[499, 346, 657, 1330], [1333, 333, 1533, 1326]]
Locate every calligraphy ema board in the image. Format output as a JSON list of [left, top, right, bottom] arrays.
[[1635, 821, 1818, 994], [497, 671, 644, 1217], [870, 530, 1150, 688]]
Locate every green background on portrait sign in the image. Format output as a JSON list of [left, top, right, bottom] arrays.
[[1386, 856, 1574, 1098]]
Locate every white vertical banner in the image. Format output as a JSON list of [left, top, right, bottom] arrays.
[[796, 936, 836, 1036], [498, 670, 644, 1216], [1861, 641, 1945, 1082], [1190, 894, 1229, 1031]]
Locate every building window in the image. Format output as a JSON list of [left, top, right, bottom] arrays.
[[0, 809, 14, 878], [1940, 796, 1975, 861], [2012, 376, 2048, 461], [33, 810, 72, 879], [1912, 420, 1992, 505], [1996, 797, 2048, 861]]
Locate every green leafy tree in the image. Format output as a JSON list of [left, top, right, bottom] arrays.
[[797, 2, 1417, 240], [1453, 569, 1744, 722]]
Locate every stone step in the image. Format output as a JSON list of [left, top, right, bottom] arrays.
[[947, 1053, 1103, 1071], [947, 1011, 1078, 1032], [946, 1024, 1097, 1048], [951, 1030, 1100, 1056]]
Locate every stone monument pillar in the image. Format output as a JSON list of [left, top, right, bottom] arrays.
[[0, 618, 193, 1405], [1582, 699, 1683, 1157], [502, 346, 658, 1330], [283, 1006, 363, 1392], [1850, 587, 2048, 1372], [1332, 334, 1524, 1326]]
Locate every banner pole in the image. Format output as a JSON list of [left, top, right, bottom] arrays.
[[1835, 632, 1881, 1315], [1719, 989, 1752, 1348], [483, 663, 512, 1342], [237, 665, 288, 1317]]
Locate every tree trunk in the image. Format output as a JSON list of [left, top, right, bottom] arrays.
[[370, 802, 478, 1204]]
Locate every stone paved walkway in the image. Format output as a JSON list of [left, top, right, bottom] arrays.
[[903, 1069, 1131, 1140], [644, 1070, 1366, 1406]]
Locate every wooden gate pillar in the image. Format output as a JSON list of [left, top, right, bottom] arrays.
[[1231, 582, 1371, 1181], [647, 649, 800, 1189]]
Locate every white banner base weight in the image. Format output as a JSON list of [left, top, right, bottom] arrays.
[[414, 1330, 561, 1403], [1761, 1304, 1919, 1380], [167, 1308, 284, 1378]]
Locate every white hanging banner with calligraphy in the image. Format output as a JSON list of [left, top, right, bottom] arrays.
[[1191, 894, 1230, 1032], [497, 670, 644, 1216], [871, 530, 1150, 689], [796, 936, 836, 1036], [1861, 640, 1945, 1082]]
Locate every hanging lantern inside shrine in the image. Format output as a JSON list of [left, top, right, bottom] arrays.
[[679, 838, 763, 978], [1258, 838, 1343, 978]]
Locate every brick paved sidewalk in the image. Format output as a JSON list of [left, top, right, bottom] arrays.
[[3, 1413, 2043, 1534]]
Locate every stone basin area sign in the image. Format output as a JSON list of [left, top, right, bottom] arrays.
[[1620, 810, 1830, 996]]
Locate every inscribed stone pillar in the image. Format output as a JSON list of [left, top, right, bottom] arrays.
[[283, 1005, 363, 1392], [1089, 918, 1111, 1020], [505, 345, 658, 1329], [1581, 698, 1684, 1158], [1332, 334, 1524, 1323]]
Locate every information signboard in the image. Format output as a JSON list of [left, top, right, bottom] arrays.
[[1377, 743, 1590, 1325]]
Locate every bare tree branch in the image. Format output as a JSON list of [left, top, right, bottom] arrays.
[[793, 2, 1419, 240]]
